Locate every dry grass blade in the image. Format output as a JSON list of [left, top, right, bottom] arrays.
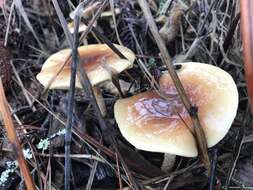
[[14, 0, 44, 50], [85, 160, 98, 190], [4, 1, 15, 46], [116, 152, 123, 190], [10, 61, 35, 112], [224, 105, 250, 189], [50, 1, 85, 189], [0, 78, 35, 190]]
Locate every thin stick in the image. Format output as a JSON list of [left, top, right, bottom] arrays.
[[51, 1, 87, 189], [10, 61, 35, 111], [224, 106, 250, 189], [14, 0, 44, 50], [63, 8, 80, 190], [85, 160, 98, 190], [0, 78, 36, 190], [137, 0, 210, 172], [217, 13, 240, 64], [208, 148, 218, 190], [109, 0, 123, 46], [116, 152, 123, 190]]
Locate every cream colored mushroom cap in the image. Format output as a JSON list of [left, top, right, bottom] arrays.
[[67, 22, 91, 34], [114, 62, 238, 157], [36, 44, 135, 89]]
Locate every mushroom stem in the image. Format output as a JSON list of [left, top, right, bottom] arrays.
[[92, 86, 106, 117], [112, 75, 124, 98], [161, 153, 176, 172]]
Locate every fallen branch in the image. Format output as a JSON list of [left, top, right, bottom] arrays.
[[0, 78, 35, 190]]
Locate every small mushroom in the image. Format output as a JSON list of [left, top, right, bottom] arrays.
[[69, 2, 101, 20], [158, 4, 183, 43], [100, 7, 121, 18], [114, 62, 238, 162], [37, 44, 135, 116], [67, 21, 96, 34], [101, 79, 134, 95], [68, 2, 99, 34], [69, 3, 121, 19], [68, 7, 121, 34]]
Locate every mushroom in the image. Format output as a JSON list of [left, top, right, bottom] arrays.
[[67, 21, 96, 34], [69, 3, 121, 19], [68, 7, 121, 34], [114, 62, 238, 160], [37, 44, 135, 116], [68, 2, 100, 34], [100, 7, 121, 18], [101, 79, 134, 95], [69, 2, 101, 20]]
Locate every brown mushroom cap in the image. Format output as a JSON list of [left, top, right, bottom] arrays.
[[36, 44, 135, 89], [114, 62, 238, 157]]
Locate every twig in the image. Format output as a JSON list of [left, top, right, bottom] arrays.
[[208, 148, 218, 190], [14, 0, 44, 50], [116, 152, 123, 190], [85, 159, 98, 190], [0, 78, 36, 190], [113, 139, 139, 190], [224, 105, 250, 189], [0, 148, 106, 163], [10, 61, 36, 111], [63, 3, 81, 189], [51, 1, 87, 189], [137, 0, 210, 172], [80, 18, 127, 60], [217, 13, 240, 64], [109, 0, 123, 46], [4, 1, 15, 46], [183, 0, 219, 62], [44, 157, 51, 190], [142, 161, 202, 186], [197, 0, 219, 36]]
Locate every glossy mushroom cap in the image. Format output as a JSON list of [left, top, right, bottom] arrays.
[[36, 44, 135, 89], [114, 62, 238, 157]]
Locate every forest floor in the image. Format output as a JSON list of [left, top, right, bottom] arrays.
[[0, 0, 252, 189]]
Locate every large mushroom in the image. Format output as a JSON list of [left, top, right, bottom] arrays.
[[37, 44, 135, 116], [114, 62, 238, 157]]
